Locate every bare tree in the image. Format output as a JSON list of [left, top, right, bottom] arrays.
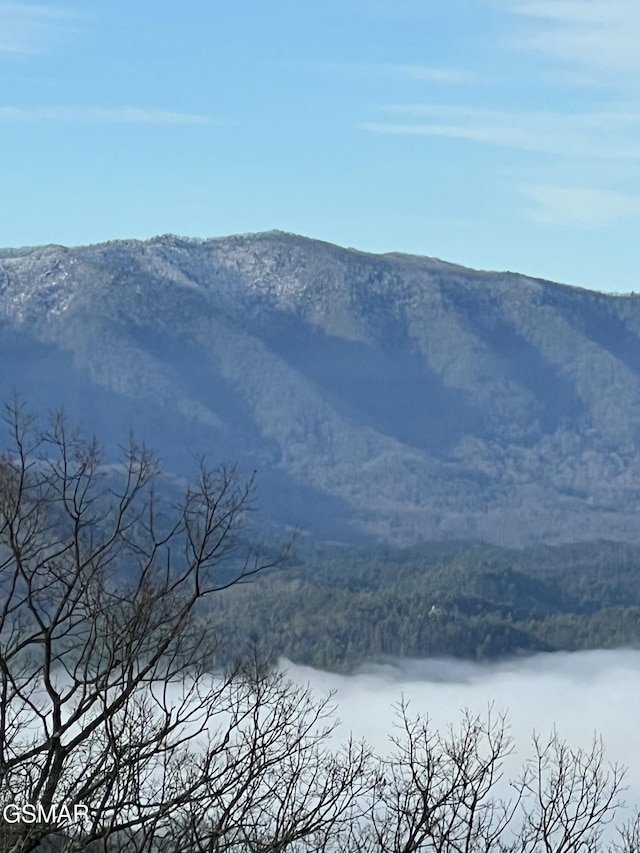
[[354, 704, 628, 853], [608, 811, 640, 853], [156, 658, 371, 853], [0, 401, 371, 852], [357, 703, 518, 853], [514, 731, 626, 853]]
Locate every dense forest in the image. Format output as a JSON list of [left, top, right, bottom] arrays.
[[9, 233, 640, 547], [209, 538, 640, 670]]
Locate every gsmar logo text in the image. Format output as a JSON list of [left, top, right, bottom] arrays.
[[2, 803, 89, 824]]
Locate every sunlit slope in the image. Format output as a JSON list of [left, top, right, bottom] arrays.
[[2, 231, 640, 545]]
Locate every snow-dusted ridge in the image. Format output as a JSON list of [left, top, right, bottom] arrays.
[[1, 231, 639, 545]]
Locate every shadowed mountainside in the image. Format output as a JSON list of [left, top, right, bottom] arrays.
[[2, 230, 640, 545]]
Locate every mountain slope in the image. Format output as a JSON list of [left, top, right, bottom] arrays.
[[2, 231, 640, 545]]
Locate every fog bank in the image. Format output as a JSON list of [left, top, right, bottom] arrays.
[[282, 649, 640, 807]]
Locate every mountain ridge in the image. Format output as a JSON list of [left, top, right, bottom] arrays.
[[2, 230, 640, 546]]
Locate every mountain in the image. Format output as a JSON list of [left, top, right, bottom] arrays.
[[2, 230, 640, 546]]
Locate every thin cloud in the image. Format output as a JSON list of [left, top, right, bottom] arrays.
[[0, 106, 220, 125], [316, 62, 479, 85], [381, 64, 479, 84], [522, 185, 640, 227], [508, 0, 640, 75], [360, 105, 640, 159], [0, 3, 78, 53], [511, 0, 629, 24]]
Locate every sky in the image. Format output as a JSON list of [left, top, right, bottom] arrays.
[[2, 0, 640, 293]]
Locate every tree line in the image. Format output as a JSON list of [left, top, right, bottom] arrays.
[[207, 538, 640, 670]]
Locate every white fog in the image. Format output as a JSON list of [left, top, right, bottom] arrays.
[[283, 649, 640, 808]]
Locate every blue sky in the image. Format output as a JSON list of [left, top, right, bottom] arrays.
[[2, 1, 640, 292]]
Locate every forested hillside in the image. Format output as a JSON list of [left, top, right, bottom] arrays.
[[209, 540, 640, 670], [4, 231, 640, 544]]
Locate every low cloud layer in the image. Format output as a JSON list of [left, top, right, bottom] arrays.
[[283, 649, 640, 809]]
